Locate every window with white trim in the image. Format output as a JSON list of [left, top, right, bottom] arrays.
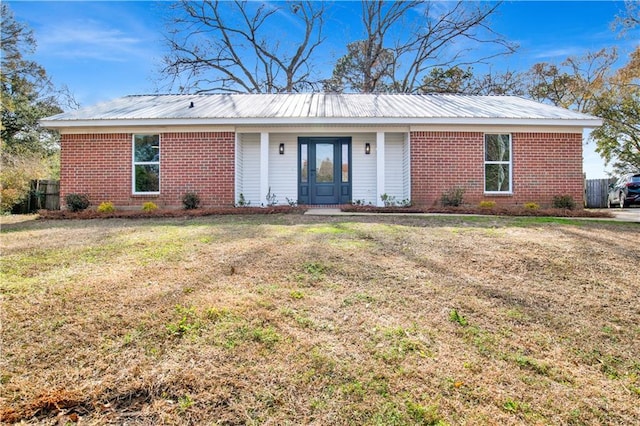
[[484, 134, 511, 193], [133, 134, 160, 193]]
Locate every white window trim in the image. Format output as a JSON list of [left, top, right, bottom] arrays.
[[132, 134, 161, 195], [484, 133, 512, 195]]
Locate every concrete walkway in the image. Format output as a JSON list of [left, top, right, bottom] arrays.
[[304, 208, 343, 215], [304, 207, 640, 222], [593, 208, 640, 223]]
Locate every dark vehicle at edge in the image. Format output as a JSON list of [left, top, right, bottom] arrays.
[[607, 173, 640, 208]]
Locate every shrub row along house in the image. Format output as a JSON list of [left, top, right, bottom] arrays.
[[40, 93, 601, 209]]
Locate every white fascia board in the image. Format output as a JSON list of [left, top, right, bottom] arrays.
[[40, 116, 603, 130]]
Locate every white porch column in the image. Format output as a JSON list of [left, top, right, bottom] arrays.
[[376, 131, 385, 206], [404, 132, 411, 201], [234, 132, 240, 204], [260, 132, 269, 206]]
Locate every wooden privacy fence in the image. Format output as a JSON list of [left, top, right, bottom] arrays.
[[37, 179, 60, 210], [12, 179, 60, 213], [585, 178, 614, 208]]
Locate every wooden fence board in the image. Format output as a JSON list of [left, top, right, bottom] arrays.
[[40, 180, 60, 210], [585, 178, 613, 208], [11, 180, 60, 213]]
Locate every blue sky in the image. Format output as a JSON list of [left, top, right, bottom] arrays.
[[7, 0, 640, 178]]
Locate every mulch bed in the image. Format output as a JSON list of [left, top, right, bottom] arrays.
[[341, 205, 614, 218], [38, 206, 307, 220], [37, 205, 614, 220]]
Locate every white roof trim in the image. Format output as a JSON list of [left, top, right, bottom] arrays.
[[41, 116, 602, 129]]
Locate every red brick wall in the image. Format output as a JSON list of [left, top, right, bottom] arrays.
[[410, 131, 584, 208], [60, 132, 235, 209]]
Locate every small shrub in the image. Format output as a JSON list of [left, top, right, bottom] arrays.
[[265, 187, 278, 206], [286, 197, 298, 207], [1, 188, 23, 213], [441, 187, 465, 207], [380, 193, 397, 207], [236, 193, 251, 207], [524, 202, 540, 210], [182, 192, 200, 210], [552, 195, 576, 210], [142, 201, 158, 211], [65, 193, 90, 212], [479, 200, 496, 208], [97, 201, 115, 213]]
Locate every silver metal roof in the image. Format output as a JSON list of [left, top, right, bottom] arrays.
[[41, 93, 602, 128]]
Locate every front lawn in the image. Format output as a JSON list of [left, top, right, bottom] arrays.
[[1, 215, 638, 424]]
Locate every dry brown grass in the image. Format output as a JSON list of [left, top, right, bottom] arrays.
[[1, 214, 639, 425]]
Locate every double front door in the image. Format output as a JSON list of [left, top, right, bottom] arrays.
[[298, 137, 352, 205]]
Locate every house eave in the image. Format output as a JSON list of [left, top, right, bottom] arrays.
[[40, 116, 603, 130]]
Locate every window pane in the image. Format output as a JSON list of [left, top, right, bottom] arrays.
[[300, 144, 308, 183], [135, 164, 160, 192], [485, 164, 510, 192], [316, 143, 334, 183], [134, 135, 160, 162], [342, 143, 349, 183], [485, 134, 510, 162]]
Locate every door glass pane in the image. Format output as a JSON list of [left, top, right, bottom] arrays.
[[300, 144, 308, 183], [316, 143, 334, 183], [342, 143, 349, 183]]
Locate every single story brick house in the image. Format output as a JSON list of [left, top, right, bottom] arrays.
[[40, 93, 601, 209]]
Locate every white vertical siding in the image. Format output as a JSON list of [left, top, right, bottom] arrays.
[[384, 133, 407, 201], [351, 133, 377, 204], [239, 131, 399, 207], [376, 132, 386, 206], [260, 133, 270, 205], [269, 134, 298, 205], [238, 134, 261, 205]]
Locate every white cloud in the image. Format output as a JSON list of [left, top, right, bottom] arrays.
[[531, 46, 585, 60], [37, 19, 154, 62]]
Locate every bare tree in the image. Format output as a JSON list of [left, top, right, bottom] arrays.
[[525, 49, 618, 112], [323, 40, 396, 93], [418, 66, 474, 94], [162, 1, 325, 93], [592, 46, 640, 173], [329, 1, 517, 93], [613, 0, 640, 34], [418, 66, 524, 96], [471, 69, 524, 96]]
